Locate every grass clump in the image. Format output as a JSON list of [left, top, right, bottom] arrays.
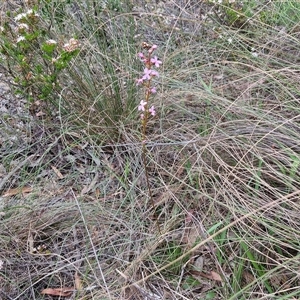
[[1, 0, 300, 299]]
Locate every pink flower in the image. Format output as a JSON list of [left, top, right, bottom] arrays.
[[150, 87, 157, 94], [149, 45, 158, 53], [150, 70, 159, 77], [136, 78, 144, 85], [138, 100, 147, 111], [150, 56, 162, 68], [149, 105, 156, 116], [138, 52, 144, 59], [142, 68, 152, 80]]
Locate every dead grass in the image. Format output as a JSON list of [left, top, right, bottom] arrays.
[[1, 0, 300, 299]]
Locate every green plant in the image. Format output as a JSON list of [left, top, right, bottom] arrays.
[[223, 2, 248, 28], [0, 6, 79, 111], [259, 2, 300, 27], [153, 240, 186, 277]]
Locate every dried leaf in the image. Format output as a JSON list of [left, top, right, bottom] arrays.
[[182, 224, 200, 246], [51, 165, 64, 179], [41, 287, 75, 297], [81, 173, 99, 195], [28, 232, 34, 254], [95, 188, 101, 198], [75, 271, 83, 291], [193, 256, 204, 272], [190, 270, 223, 282], [242, 270, 255, 285], [209, 271, 223, 282], [2, 186, 32, 197], [214, 74, 223, 80], [185, 210, 194, 224], [36, 110, 46, 117]]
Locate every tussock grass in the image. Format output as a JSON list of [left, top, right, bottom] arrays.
[[1, 0, 300, 299]]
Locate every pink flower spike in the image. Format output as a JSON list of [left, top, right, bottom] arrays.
[[138, 52, 144, 58], [150, 87, 157, 94], [149, 105, 156, 116], [150, 56, 162, 68], [140, 114, 144, 119], [138, 100, 147, 111]]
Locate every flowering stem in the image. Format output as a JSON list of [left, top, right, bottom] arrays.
[[141, 74, 151, 139], [141, 84, 160, 233], [137, 43, 161, 234]]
